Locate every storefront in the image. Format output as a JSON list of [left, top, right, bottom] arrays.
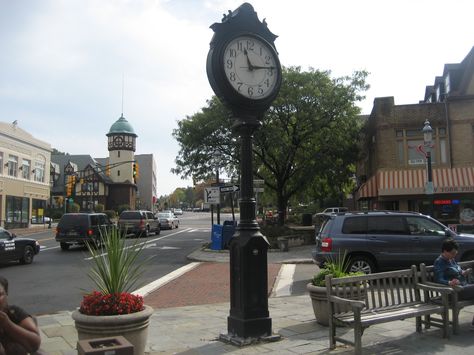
[[5, 195, 29, 228], [357, 167, 474, 227]]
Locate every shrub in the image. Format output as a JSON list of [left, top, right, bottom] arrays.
[[95, 203, 105, 213], [312, 251, 364, 287], [104, 210, 117, 219]]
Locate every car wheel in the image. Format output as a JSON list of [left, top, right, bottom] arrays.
[[347, 256, 376, 274], [60, 242, 70, 251], [142, 228, 149, 238], [155, 226, 161, 235], [176, 222, 179, 229], [20, 246, 34, 264]]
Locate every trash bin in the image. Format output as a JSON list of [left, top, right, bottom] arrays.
[[222, 220, 237, 249], [302, 213, 312, 226], [211, 224, 224, 250]]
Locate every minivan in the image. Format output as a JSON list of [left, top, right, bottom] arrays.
[[55, 213, 113, 251]]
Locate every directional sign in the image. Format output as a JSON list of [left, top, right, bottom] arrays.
[[204, 186, 220, 204], [253, 179, 264, 185], [220, 185, 240, 193], [254, 187, 264, 193]]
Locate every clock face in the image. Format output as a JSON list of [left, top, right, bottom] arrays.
[[223, 36, 279, 100], [113, 136, 124, 147]]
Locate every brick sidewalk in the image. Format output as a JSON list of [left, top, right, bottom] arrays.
[[144, 262, 281, 308]]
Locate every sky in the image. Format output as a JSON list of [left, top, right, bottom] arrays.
[[1, 0, 473, 197]]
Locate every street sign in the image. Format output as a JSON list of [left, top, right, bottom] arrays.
[[220, 185, 240, 193], [254, 187, 264, 193], [253, 179, 264, 185], [204, 187, 220, 204]]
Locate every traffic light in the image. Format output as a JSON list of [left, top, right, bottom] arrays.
[[106, 165, 111, 176], [133, 163, 139, 183], [66, 176, 72, 197]]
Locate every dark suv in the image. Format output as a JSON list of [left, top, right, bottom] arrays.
[[118, 210, 160, 237], [56, 213, 113, 251], [312, 211, 474, 274]]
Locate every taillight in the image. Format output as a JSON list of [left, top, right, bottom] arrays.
[[139, 218, 144, 228], [88, 229, 93, 236], [321, 237, 332, 252]]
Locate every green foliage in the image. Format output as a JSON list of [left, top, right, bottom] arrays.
[[85, 227, 150, 294], [95, 203, 105, 213], [104, 210, 117, 219], [117, 204, 130, 214], [69, 203, 80, 213], [312, 251, 364, 287], [260, 225, 294, 238]]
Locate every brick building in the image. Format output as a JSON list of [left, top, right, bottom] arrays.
[[356, 46, 474, 227]]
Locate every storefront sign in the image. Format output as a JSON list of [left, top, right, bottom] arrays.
[[439, 186, 474, 193]]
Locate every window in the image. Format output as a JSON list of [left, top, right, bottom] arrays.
[[34, 160, 45, 182], [406, 216, 445, 236], [21, 159, 31, 179], [118, 151, 121, 158], [367, 216, 407, 234], [0, 152, 3, 174], [342, 217, 368, 234], [118, 170, 120, 176], [445, 73, 451, 95], [396, 127, 446, 167], [7, 155, 18, 177]]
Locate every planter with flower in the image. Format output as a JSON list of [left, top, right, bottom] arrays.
[[72, 226, 153, 355], [307, 252, 365, 326]]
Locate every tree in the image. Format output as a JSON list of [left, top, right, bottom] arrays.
[[173, 67, 368, 224]]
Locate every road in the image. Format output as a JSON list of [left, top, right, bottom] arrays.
[[1, 212, 221, 315]]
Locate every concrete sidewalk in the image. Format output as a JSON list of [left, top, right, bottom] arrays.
[[36, 244, 474, 354]]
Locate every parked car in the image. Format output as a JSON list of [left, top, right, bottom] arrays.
[[157, 211, 179, 229], [174, 208, 183, 215], [312, 210, 474, 274], [0, 227, 40, 264], [118, 210, 160, 237], [55, 213, 113, 251], [31, 216, 51, 224]]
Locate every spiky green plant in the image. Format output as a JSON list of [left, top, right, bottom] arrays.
[[311, 250, 363, 287], [86, 226, 150, 295]]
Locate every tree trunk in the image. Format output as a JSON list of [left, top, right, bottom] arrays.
[[276, 192, 287, 226]]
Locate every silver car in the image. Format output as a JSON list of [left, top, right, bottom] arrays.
[[157, 211, 179, 229]]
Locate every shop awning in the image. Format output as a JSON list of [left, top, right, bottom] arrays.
[[357, 167, 474, 199]]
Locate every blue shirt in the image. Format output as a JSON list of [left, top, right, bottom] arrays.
[[433, 255, 466, 286]]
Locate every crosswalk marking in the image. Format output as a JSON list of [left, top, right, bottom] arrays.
[[272, 264, 296, 297]]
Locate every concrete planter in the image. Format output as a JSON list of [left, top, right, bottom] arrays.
[[307, 283, 330, 326], [307, 282, 366, 326], [72, 305, 153, 355]]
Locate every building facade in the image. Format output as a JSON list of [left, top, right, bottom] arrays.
[[356, 46, 474, 227], [0, 121, 52, 228], [52, 115, 156, 212]]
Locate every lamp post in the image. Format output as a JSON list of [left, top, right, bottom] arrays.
[[423, 119, 434, 216], [49, 164, 60, 228]]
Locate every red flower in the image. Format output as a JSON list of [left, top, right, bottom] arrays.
[[79, 291, 144, 316]]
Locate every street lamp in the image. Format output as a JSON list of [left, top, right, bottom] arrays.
[[423, 119, 434, 215], [49, 163, 61, 228]]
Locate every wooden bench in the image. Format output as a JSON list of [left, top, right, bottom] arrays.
[[420, 260, 474, 334], [326, 266, 452, 355]]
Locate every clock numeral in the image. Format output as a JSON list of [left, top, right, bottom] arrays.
[[226, 59, 233, 69], [237, 82, 243, 91], [265, 55, 271, 65], [248, 86, 254, 96], [258, 86, 264, 95], [229, 48, 236, 58], [265, 78, 270, 87], [246, 40, 254, 51], [237, 42, 243, 51], [259, 46, 263, 56], [267, 68, 274, 76], [229, 72, 236, 81]]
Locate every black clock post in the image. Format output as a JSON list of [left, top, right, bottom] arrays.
[[206, 3, 282, 345]]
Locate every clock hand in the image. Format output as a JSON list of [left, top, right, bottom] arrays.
[[243, 49, 254, 71], [252, 65, 276, 70]]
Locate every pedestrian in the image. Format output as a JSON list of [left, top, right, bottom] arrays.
[[0, 276, 41, 355], [434, 238, 474, 327]]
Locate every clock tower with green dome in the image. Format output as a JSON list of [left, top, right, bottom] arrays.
[[105, 114, 138, 210], [106, 114, 137, 183]]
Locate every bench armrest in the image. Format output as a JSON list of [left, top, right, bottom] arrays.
[[417, 282, 454, 294], [329, 295, 365, 309]]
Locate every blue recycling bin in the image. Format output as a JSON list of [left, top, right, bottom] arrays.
[[222, 220, 237, 249], [211, 224, 224, 250]]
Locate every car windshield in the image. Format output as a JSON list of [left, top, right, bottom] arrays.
[[158, 213, 171, 218], [120, 212, 142, 219], [58, 214, 89, 228]]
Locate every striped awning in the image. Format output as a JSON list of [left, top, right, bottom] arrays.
[[357, 167, 474, 198]]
